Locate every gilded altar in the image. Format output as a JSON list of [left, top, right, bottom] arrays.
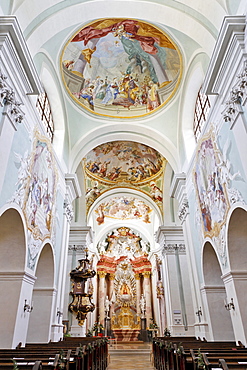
[[111, 306, 140, 330]]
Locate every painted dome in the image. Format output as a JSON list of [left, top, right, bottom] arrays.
[[61, 18, 181, 118]]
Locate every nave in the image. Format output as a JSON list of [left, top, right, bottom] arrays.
[[108, 342, 154, 370], [1, 0, 247, 353]]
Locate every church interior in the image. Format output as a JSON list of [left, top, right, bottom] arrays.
[[0, 0, 247, 368]]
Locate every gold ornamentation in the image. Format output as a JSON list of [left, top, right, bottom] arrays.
[[143, 271, 151, 278], [97, 271, 107, 278], [109, 273, 115, 280], [111, 306, 140, 330]]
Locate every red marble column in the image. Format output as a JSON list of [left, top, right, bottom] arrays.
[[98, 271, 107, 324], [143, 271, 152, 327], [135, 273, 141, 316], [109, 273, 115, 316]]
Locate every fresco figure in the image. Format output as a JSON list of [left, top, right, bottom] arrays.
[[62, 18, 181, 118]]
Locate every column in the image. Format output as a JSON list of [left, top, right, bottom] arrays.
[[98, 271, 107, 324], [53, 174, 82, 339], [170, 173, 207, 337], [68, 226, 94, 337], [50, 195, 72, 341], [143, 272, 152, 327], [109, 274, 115, 316], [135, 273, 141, 316]]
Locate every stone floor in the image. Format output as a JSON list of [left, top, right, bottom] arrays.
[[107, 342, 155, 370]]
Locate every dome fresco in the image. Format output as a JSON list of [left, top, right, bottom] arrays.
[[61, 18, 182, 118], [83, 141, 166, 213], [84, 141, 164, 183]]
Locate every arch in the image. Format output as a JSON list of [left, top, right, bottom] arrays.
[[227, 207, 247, 271], [202, 241, 234, 341], [27, 242, 55, 343], [87, 187, 163, 226], [70, 124, 179, 174], [0, 208, 27, 348], [224, 206, 247, 345], [0, 208, 26, 271]]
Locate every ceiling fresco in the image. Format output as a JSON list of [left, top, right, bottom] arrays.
[[85, 141, 164, 182], [61, 18, 181, 118], [97, 227, 150, 259], [84, 141, 166, 213], [94, 196, 152, 225]]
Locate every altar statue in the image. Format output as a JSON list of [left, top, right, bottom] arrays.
[[105, 295, 111, 318], [140, 294, 146, 317]]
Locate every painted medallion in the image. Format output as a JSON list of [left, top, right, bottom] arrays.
[[62, 18, 181, 118]]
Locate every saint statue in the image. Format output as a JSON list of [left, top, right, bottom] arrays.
[[140, 294, 146, 317], [105, 295, 111, 318]]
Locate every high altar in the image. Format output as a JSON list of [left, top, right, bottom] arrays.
[[96, 227, 153, 341]]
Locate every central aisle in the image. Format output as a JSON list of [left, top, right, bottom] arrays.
[[107, 342, 155, 370]]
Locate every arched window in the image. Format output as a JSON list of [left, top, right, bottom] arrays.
[[193, 87, 210, 141], [36, 92, 54, 142]]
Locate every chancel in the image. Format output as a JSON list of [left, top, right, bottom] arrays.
[[0, 1, 247, 370]]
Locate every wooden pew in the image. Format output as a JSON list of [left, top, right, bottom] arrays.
[[0, 337, 108, 370], [152, 337, 246, 370], [203, 353, 247, 370]]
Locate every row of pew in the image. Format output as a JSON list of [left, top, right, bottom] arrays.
[[152, 336, 247, 370], [0, 336, 108, 370]]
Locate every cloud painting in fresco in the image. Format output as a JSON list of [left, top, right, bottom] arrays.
[[84, 141, 164, 183], [62, 18, 181, 118]]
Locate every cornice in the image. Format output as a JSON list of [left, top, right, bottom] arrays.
[[0, 16, 42, 95], [203, 15, 246, 96]]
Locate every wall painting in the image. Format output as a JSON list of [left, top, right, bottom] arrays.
[[194, 133, 230, 238]]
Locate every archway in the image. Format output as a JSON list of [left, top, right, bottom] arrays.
[[27, 243, 55, 343], [202, 241, 234, 341], [224, 207, 247, 345], [0, 208, 26, 348]]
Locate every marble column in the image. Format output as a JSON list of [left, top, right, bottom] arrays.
[[109, 273, 115, 316], [143, 272, 152, 327], [135, 273, 141, 316], [98, 271, 107, 324]]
